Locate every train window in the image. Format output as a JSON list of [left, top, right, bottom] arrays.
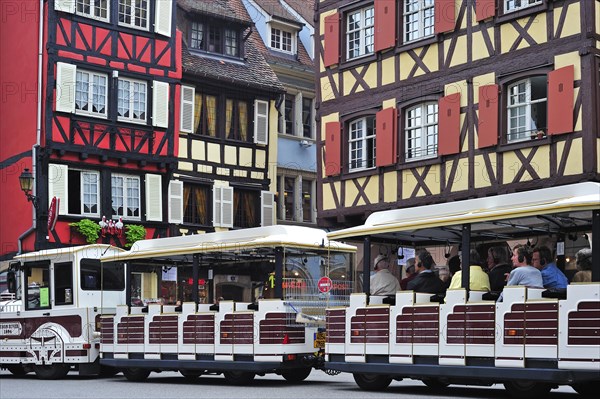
[[54, 262, 74, 305], [80, 259, 125, 291], [24, 261, 51, 310]]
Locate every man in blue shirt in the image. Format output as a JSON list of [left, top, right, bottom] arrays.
[[532, 246, 568, 289], [499, 245, 543, 302]]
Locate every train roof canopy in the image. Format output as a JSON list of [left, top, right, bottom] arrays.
[[328, 182, 600, 244], [101, 225, 356, 263], [14, 244, 124, 262]]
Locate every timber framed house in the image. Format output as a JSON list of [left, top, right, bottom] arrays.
[[243, 0, 319, 226], [174, 0, 284, 234], [316, 0, 600, 229], [1, 0, 181, 257]]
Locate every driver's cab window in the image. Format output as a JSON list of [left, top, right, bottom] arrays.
[[25, 261, 51, 310]]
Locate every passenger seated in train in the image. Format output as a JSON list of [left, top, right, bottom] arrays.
[[532, 246, 568, 289], [447, 250, 491, 291], [407, 250, 446, 294], [486, 245, 513, 292], [498, 245, 543, 301], [444, 255, 461, 290], [370, 254, 401, 295], [572, 248, 592, 282], [399, 258, 416, 290]]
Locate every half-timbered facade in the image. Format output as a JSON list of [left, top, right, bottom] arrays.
[[1, 0, 181, 258], [243, 0, 319, 226], [175, 0, 284, 235], [316, 0, 600, 228]]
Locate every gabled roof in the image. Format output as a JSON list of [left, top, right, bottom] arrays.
[[253, 0, 302, 26], [179, 0, 284, 93], [178, 0, 252, 25], [282, 0, 315, 27]]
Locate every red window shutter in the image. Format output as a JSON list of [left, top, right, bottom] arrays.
[[435, 0, 455, 34], [325, 121, 342, 176], [547, 65, 574, 135], [324, 13, 340, 67], [375, 0, 396, 52], [438, 93, 461, 156], [476, 0, 496, 22], [478, 84, 499, 148], [376, 107, 397, 167]]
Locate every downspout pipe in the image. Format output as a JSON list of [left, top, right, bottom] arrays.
[[18, 0, 44, 255]]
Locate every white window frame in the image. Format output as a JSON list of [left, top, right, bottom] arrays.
[[405, 102, 438, 161], [224, 28, 239, 57], [404, 0, 435, 43], [270, 27, 293, 53], [75, 70, 108, 118], [346, 5, 375, 60], [111, 174, 141, 220], [301, 96, 314, 139], [79, 170, 100, 216], [300, 178, 315, 223], [118, 0, 149, 31], [118, 77, 147, 124], [276, 174, 316, 223], [348, 116, 376, 172], [505, 0, 542, 13], [507, 77, 547, 142], [75, 0, 109, 22]]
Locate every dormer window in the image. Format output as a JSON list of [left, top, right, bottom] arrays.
[[271, 28, 293, 53], [189, 20, 241, 58]]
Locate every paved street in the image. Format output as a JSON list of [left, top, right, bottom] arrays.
[[0, 369, 580, 399]]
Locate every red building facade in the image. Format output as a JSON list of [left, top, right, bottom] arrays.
[[1, 0, 181, 259]]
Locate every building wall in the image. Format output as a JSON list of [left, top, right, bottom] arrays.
[[316, 0, 599, 228], [0, 1, 43, 257]]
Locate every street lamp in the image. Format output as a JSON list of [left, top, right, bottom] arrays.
[[19, 168, 38, 208]]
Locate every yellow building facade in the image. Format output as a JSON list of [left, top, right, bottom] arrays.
[[316, 0, 599, 228]]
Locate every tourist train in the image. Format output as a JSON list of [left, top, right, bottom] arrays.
[[1, 183, 598, 397]]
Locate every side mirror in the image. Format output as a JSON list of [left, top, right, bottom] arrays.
[[7, 271, 16, 293]]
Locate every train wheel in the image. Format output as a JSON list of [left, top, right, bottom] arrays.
[[223, 371, 255, 385], [422, 378, 450, 390], [281, 367, 312, 383], [571, 381, 600, 397], [180, 370, 203, 380], [6, 365, 29, 376], [122, 367, 151, 382], [352, 373, 392, 391], [33, 364, 70, 380], [503, 381, 551, 398]]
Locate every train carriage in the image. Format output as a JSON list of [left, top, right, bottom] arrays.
[[96, 225, 356, 384], [324, 182, 600, 397], [0, 245, 126, 378]]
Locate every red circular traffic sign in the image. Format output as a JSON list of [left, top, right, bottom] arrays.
[[318, 276, 333, 293]]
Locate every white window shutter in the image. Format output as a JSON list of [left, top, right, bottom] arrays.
[[48, 164, 68, 215], [56, 62, 76, 113], [145, 174, 162, 221], [294, 93, 303, 135], [261, 191, 275, 227], [254, 100, 269, 145], [55, 0, 75, 14], [168, 180, 183, 224], [221, 187, 234, 228], [154, 0, 172, 37], [180, 86, 195, 133], [152, 80, 169, 128], [213, 186, 222, 227]]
